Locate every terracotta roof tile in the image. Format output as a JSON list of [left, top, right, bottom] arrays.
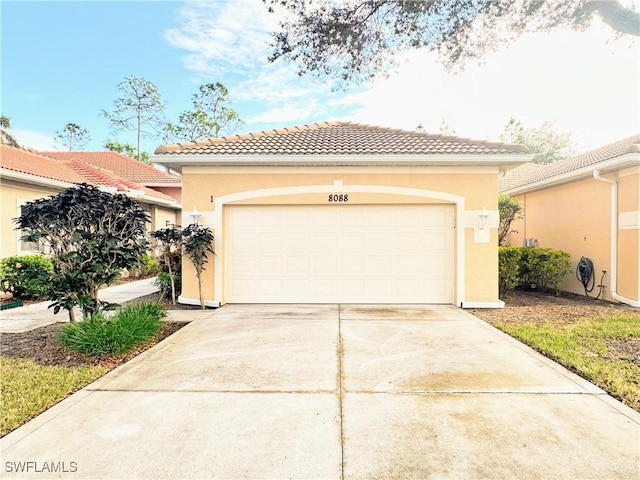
[[42, 150, 181, 185], [0, 144, 87, 184], [505, 134, 640, 191], [155, 121, 529, 156], [498, 163, 547, 192]]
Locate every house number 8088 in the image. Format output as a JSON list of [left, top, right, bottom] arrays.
[[328, 194, 349, 202]]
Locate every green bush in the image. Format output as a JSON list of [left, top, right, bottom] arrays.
[[155, 272, 181, 296], [129, 253, 160, 278], [498, 246, 522, 296], [58, 302, 166, 357], [499, 247, 572, 296], [0, 255, 54, 299]]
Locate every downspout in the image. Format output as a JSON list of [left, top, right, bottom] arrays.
[[592, 170, 640, 307]]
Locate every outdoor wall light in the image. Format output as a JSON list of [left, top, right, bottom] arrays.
[[478, 207, 489, 230], [190, 207, 201, 225]]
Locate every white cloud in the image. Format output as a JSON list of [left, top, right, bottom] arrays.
[[11, 129, 57, 151]]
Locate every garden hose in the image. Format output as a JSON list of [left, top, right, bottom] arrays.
[[576, 256, 595, 295]]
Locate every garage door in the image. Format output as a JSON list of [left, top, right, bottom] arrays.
[[225, 205, 454, 303]]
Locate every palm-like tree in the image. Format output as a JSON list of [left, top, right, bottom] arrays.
[[0, 115, 19, 147]]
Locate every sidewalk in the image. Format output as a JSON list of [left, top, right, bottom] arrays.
[[0, 277, 160, 333]]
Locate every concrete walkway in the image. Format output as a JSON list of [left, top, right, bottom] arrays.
[[1, 304, 639, 479], [0, 277, 160, 333]]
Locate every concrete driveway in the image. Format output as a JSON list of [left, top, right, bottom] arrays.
[[2, 305, 638, 479]]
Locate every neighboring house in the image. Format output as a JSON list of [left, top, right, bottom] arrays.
[[0, 144, 181, 259], [153, 121, 531, 308], [502, 134, 640, 307], [41, 150, 182, 204]]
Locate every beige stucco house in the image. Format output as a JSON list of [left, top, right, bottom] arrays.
[[0, 145, 182, 259], [153, 121, 531, 308], [502, 134, 640, 307]]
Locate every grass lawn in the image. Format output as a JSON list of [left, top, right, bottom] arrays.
[[494, 313, 640, 411], [0, 357, 106, 437]]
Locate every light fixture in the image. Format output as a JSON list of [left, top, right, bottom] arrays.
[[478, 207, 489, 230], [165, 219, 170, 227], [189, 207, 201, 225]]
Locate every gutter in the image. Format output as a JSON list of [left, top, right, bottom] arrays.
[[592, 170, 640, 307]]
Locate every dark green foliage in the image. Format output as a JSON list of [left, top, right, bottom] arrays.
[[182, 224, 214, 309], [0, 255, 54, 300], [150, 225, 183, 305], [499, 246, 572, 296], [58, 302, 166, 357], [498, 247, 522, 297], [266, 0, 639, 85], [13, 183, 150, 320], [155, 272, 181, 297]]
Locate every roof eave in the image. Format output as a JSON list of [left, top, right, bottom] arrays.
[[503, 153, 640, 195], [0, 168, 77, 190], [151, 153, 534, 173]]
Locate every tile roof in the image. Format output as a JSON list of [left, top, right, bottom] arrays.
[[154, 121, 529, 156], [42, 150, 181, 185], [0, 144, 87, 184], [504, 134, 640, 191], [1, 144, 177, 205], [498, 163, 547, 192]]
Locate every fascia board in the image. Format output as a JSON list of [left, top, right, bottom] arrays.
[[0, 168, 76, 190], [151, 153, 534, 171], [504, 154, 640, 196]]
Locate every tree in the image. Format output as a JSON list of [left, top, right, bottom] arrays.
[[14, 184, 150, 321], [55, 123, 91, 151], [150, 225, 183, 305], [102, 76, 165, 162], [1, 114, 19, 147], [498, 193, 523, 245], [163, 83, 243, 143], [439, 118, 456, 136], [182, 224, 214, 310], [265, 0, 640, 84], [104, 139, 150, 164], [500, 119, 575, 164]]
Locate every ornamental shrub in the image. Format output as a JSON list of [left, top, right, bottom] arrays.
[[498, 246, 522, 296], [498, 246, 572, 296], [0, 254, 54, 299], [58, 301, 166, 357], [129, 253, 160, 278]]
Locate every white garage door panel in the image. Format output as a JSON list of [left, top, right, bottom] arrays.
[[226, 205, 453, 303]]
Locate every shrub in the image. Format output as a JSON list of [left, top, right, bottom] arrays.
[[0, 255, 54, 300], [498, 246, 572, 296], [498, 246, 522, 296], [129, 253, 160, 278], [155, 272, 181, 297], [523, 248, 572, 294], [58, 302, 166, 357]]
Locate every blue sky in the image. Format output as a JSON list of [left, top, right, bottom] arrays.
[[2, 0, 639, 155]]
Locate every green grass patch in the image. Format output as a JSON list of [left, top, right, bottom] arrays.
[[495, 314, 640, 410], [58, 302, 166, 357], [1, 357, 105, 436]]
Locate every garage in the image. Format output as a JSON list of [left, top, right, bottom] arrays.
[[225, 204, 454, 303]]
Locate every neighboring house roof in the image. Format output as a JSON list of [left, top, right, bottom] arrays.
[[154, 121, 529, 156], [1, 144, 179, 207], [42, 150, 181, 186], [504, 134, 640, 194], [498, 163, 547, 192], [0, 144, 86, 185]]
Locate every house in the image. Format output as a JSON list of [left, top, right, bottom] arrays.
[[0, 144, 181, 259], [41, 150, 182, 204], [501, 134, 640, 307], [153, 121, 531, 308]]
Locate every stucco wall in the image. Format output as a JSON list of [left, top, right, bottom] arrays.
[[507, 168, 640, 302], [179, 165, 502, 306], [0, 180, 62, 258]]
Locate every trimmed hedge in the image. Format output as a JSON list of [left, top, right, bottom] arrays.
[[0, 254, 54, 300], [499, 246, 572, 296]]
